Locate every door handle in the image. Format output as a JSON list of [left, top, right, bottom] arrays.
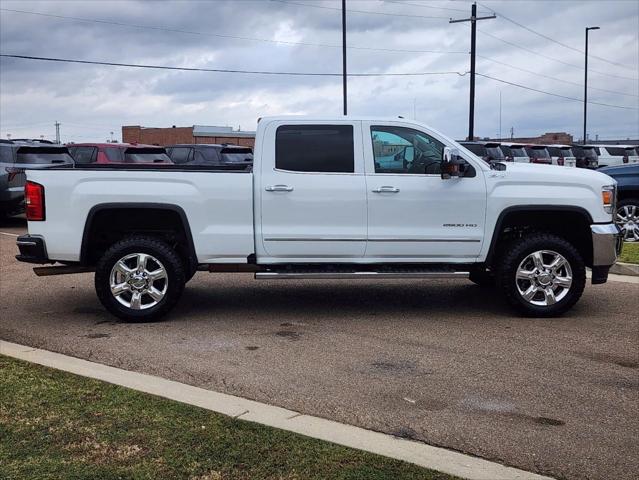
[[372, 186, 400, 193], [265, 184, 294, 192]]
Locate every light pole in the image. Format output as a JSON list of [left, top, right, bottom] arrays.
[[583, 26, 599, 144]]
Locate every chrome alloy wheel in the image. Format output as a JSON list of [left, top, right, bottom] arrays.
[[109, 253, 168, 310], [616, 204, 639, 242], [515, 250, 572, 306]]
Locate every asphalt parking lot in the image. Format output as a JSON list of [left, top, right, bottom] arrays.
[[1, 217, 637, 480]]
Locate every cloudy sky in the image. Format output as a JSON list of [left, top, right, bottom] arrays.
[[0, 0, 637, 143]]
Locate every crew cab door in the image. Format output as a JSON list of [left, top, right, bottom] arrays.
[[257, 120, 367, 260], [363, 121, 486, 260]]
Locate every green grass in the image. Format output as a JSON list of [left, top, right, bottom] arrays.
[[619, 242, 639, 264], [0, 356, 456, 480]]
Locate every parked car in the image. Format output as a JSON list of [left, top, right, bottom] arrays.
[[584, 145, 639, 168], [1, 141, 74, 218], [599, 164, 639, 242], [498, 142, 530, 163], [546, 145, 577, 167], [458, 141, 506, 163], [67, 143, 172, 165], [17, 116, 621, 321], [166, 144, 253, 168], [524, 145, 552, 165], [570, 145, 599, 170]]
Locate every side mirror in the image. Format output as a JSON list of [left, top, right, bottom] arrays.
[[441, 147, 463, 179]]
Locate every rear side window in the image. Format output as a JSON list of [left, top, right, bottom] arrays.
[[16, 147, 73, 164], [169, 147, 193, 164], [71, 146, 97, 164], [276, 125, 354, 173]]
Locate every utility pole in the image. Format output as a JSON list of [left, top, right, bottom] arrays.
[[342, 0, 347, 115], [499, 90, 502, 140], [510, 126, 514, 140], [583, 26, 600, 145], [450, 3, 495, 141], [54, 121, 61, 144]]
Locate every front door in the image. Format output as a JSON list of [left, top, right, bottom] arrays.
[[364, 122, 487, 261], [259, 121, 367, 261]]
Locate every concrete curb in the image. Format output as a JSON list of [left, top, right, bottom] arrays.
[[0, 340, 553, 480], [610, 262, 639, 277]]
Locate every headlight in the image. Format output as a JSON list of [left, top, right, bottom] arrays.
[[602, 185, 616, 214]]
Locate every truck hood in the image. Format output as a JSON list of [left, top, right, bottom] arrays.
[[496, 161, 615, 188]]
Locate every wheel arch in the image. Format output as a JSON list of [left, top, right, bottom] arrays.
[[80, 202, 197, 270], [486, 205, 595, 267]]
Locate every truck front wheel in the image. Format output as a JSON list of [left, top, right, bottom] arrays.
[[95, 236, 186, 322], [497, 233, 586, 317]]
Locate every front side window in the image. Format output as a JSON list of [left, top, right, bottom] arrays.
[[371, 126, 443, 174], [276, 125, 354, 173]]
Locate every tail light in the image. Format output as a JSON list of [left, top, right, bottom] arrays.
[[557, 157, 564, 166], [25, 181, 45, 221], [623, 155, 629, 164]]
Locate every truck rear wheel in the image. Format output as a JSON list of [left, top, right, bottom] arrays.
[[95, 236, 185, 322], [497, 233, 585, 317]]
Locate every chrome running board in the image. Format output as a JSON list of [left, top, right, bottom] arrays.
[[255, 271, 469, 280]]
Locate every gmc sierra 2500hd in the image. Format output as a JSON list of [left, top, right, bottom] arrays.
[[16, 116, 622, 321]]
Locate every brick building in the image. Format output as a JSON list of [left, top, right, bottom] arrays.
[[485, 132, 573, 145], [122, 125, 256, 147]]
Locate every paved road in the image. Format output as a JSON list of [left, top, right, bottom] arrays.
[[1, 218, 637, 480]]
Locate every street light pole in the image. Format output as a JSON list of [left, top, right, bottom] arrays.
[[583, 26, 599, 144], [342, 0, 347, 115]]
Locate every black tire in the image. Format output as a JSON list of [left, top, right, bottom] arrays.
[[95, 235, 185, 322], [496, 233, 586, 317], [468, 265, 495, 287], [616, 198, 639, 242]]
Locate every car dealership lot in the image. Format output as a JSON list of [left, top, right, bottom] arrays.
[[1, 220, 637, 480]]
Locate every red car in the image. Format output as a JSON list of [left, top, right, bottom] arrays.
[[67, 143, 172, 165]]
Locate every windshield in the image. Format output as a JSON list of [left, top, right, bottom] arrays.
[[220, 148, 253, 164], [461, 144, 486, 156], [124, 148, 171, 163], [16, 147, 73, 164], [525, 147, 550, 159], [485, 145, 505, 159]]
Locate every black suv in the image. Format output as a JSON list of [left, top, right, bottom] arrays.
[[459, 141, 506, 163], [0, 141, 74, 218], [166, 144, 253, 168]]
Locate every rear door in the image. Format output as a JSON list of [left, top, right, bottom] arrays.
[[258, 120, 367, 260]]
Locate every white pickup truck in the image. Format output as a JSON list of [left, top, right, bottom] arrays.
[[16, 116, 622, 321]]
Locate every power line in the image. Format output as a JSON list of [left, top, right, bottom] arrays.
[[271, 0, 448, 19], [382, 0, 476, 14], [0, 54, 468, 77], [0, 8, 467, 56], [477, 55, 639, 98], [477, 27, 639, 82], [477, 1, 638, 72], [475, 72, 638, 110]]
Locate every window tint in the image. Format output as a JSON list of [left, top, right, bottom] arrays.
[[220, 147, 252, 164], [560, 147, 573, 157], [525, 147, 550, 159], [72, 147, 97, 164], [484, 145, 504, 159], [276, 125, 354, 173], [509, 146, 527, 157], [104, 148, 123, 162], [547, 147, 561, 157], [371, 126, 443, 174], [169, 147, 192, 164], [605, 147, 631, 156]]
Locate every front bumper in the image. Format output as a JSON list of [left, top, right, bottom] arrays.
[[15, 235, 53, 264], [590, 223, 622, 284]]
